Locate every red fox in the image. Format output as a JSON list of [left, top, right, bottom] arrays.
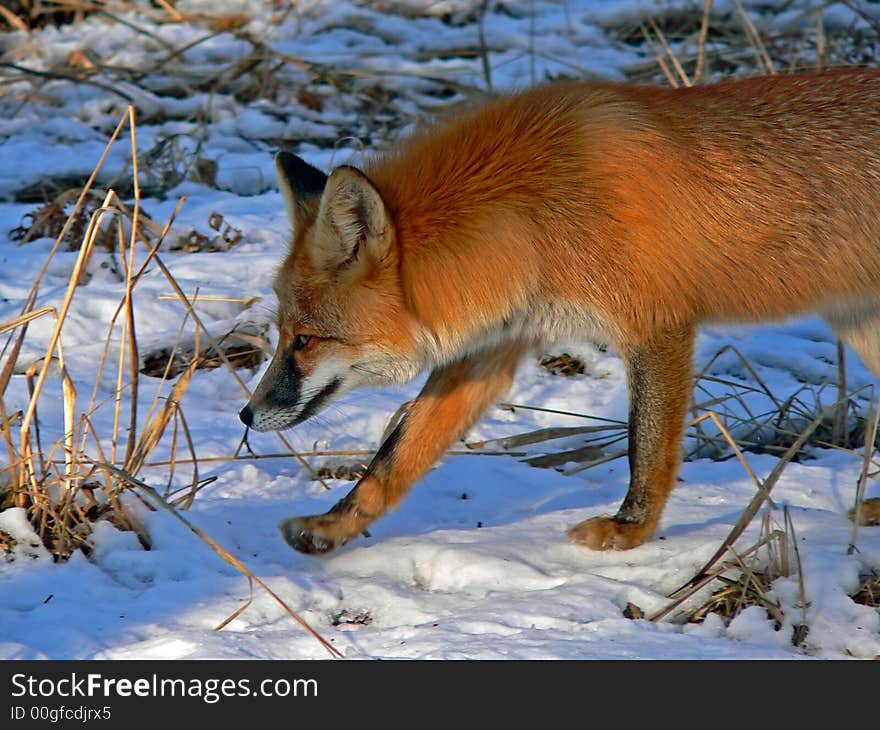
[[239, 70, 880, 555]]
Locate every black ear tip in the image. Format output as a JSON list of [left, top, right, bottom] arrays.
[[274, 149, 299, 166], [274, 149, 306, 176], [275, 150, 328, 196]]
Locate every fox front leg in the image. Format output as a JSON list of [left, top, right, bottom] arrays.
[[568, 325, 695, 550], [280, 341, 528, 555]]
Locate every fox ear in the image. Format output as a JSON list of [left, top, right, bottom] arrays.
[[313, 166, 390, 273], [275, 151, 327, 228]]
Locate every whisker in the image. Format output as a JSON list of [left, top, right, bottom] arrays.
[[351, 362, 384, 378], [253, 301, 279, 321]]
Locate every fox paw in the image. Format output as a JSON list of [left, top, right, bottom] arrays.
[[279, 516, 353, 555], [567, 515, 654, 551]]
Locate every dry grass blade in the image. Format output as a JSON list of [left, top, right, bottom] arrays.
[[0, 305, 57, 338], [119, 106, 143, 466], [136, 306, 193, 460], [521, 444, 603, 469], [650, 514, 790, 623], [13, 113, 129, 326], [154, 0, 185, 23], [19, 191, 113, 441], [848, 394, 880, 553], [93, 447, 531, 471], [689, 410, 763, 491], [686, 344, 868, 464], [732, 0, 776, 74], [815, 9, 826, 71], [833, 339, 847, 446], [16, 193, 124, 504], [0, 4, 28, 30], [640, 22, 679, 88], [689, 570, 783, 626], [58, 352, 77, 496], [694, 0, 713, 83], [169, 475, 217, 509], [92, 461, 343, 658], [498, 402, 626, 426], [648, 18, 691, 87], [125, 357, 198, 477], [467, 424, 625, 451], [477, 0, 494, 94], [696, 344, 783, 411], [784, 505, 809, 644], [666, 399, 839, 603], [469, 404, 629, 474], [560, 448, 628, 475], [214, 587, 254, 632], [156, 294, 262, 306], [730, 550, 784, 624], [170, 404, 201, 510], [0, 405, 22, 505], [0, 306, 57, 434], [76, 193, 186, 486]]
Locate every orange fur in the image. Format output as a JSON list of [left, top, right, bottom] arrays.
[[244, 70, 880, 555]]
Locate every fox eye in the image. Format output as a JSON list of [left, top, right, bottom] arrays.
[[292, 334, 312, 351]]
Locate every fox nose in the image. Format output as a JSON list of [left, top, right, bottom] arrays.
[[239, 404, 254, 427]]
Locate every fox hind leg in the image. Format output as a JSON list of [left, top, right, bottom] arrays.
[[826, 302, 880, 378], [569, 325, 696, 550], [826, 301, 880, 527]]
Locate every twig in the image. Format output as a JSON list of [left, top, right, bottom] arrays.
[[497, 402, 626, 426], [467, 424, 625, 451], [97, 10, 177, 53], [689, 411, 763, 492], [784, 506, 809, 640], [640, 23, 678, 88], [561, 448, 628, 475], [732, 0, 776, 74], [0, 62, 136, 102], [154, 0, 185, 23], [477, 0, 494, 94], [849, 394, 880, 554], [0, 4, 27, 30], [649, 18, 691, 87], [833, 339, 847, 446], [696, 345, 783, 411], [694, 0, 713, 83]]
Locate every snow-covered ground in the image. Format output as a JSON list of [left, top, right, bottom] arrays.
[[0, 0, 878, 660]]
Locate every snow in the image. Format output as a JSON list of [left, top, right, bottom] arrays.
[[1, 0, 879, 660]]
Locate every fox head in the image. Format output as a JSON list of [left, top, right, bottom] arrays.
[[239, 152, 422, 432]]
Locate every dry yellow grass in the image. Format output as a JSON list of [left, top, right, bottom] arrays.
[[0, 108, 340, 656]]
